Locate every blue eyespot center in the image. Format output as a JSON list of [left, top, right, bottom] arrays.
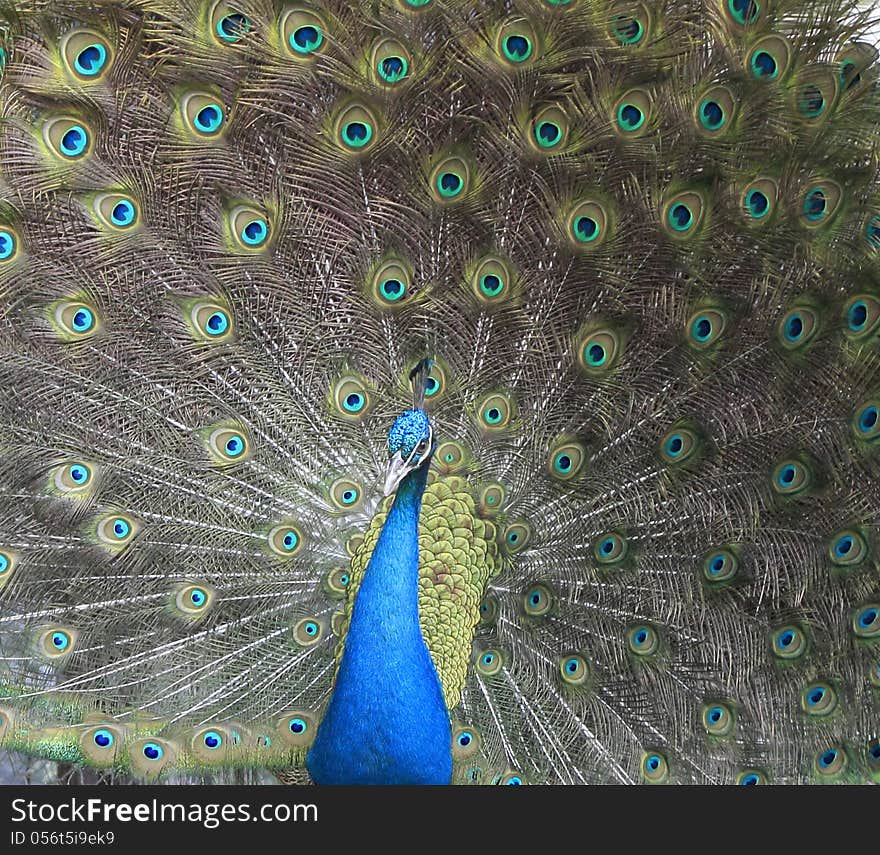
[[72, 307, 94, 332], [438, 171, 463, 196], [503, 35, 532, 62], [613, 16, 643, 44], [194, 105, 223, 134], [93, 729, 114, 748], [752, 50, 777, 78], [241, 219, 267, 246], [778, 629, 795, 648], [380, 278, 404, 301], [0, 554, 8, 573], [480, 273, 503, 296], [799, 85, 825, 117], [778, 464, 796, 485], [344, 392, 365, 412], [289, 717, 306, 734], [113, 519, 130, 538], [859, 405, 878, 433], [225, 435, 244, 456], [784, 314, 803, 340], [74, 44, 107, 76], [537, 121, 562, 146], [341, 121, 372, 148], [819, 749, 837, 768], [646, 755, 661, 771], [808, 688, 825, 705], [60, 125, 89, 157], [708, 707, 723, 723], [665, 434, 684, 457], [669, 203, 693, 231], [0, 230, 15, 260], [730, 0, 760, 23], [110, 200, 136, 227], [190, 588, 207, 607], [700, 100, 724, 129], [70, 464, 89, 483], [379, 56, 407, 82], [205, 310, 229, 336], [849, 301, 868, 331], [835, 535, 853, 557], [52, 631, 69, 650], [575, 216, 599, 241], [203, 730, 222, 749], [740, 773, 759, 785], [218, 13, 250, 42], [618, 103, 644, 131], [458, 732, 472, 746], [291, 25, 322, 53], [859, 607, 878, 628], [803, 189, 827, 221], [587, 343, 606, 365], [746, 189, 769, 218], [143, 742, 163, 761]]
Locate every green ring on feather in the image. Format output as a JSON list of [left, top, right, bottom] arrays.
[[798, 84, 825, 118], [612, 15, 644, 45], [727, 0, 760, 25], [534, 120, 562, 148], [745, 189, 770, 219], [379, 277, 406, 302], [750, 49, 778, 79], [216, 13, 251, 43], [289, 25, 323, 54], [803, 189, 827, 222], [479, 272, 505, 297], [616, 102, 644, 132], [340, 121, 373, 149], [668, 203, 694, 232], [502, 34, 533, 63], [573, 215, 601, 243], [436, 171, 463, 198], [771, 624, 807, 660], [801, 681, 837, 716], [378, 55, 408, 83], [698, 99, 725, 131], [402, 0, 432, 7]]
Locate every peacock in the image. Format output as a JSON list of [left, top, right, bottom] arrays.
[[0, 0, 879, 787]]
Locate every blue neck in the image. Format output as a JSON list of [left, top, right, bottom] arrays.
[[306, 464, 452, 785]]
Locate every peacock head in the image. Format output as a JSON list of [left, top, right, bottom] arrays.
[[384, 408, 434, 496]]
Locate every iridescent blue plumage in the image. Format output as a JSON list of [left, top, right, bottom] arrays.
[[306, 410, 451, 785]]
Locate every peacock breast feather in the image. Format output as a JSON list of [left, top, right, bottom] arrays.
[[336, 473, 503, 710]]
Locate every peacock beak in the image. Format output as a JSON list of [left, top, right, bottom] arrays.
[[383, 451, 412, 497]]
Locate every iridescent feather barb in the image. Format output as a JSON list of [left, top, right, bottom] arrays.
[[0, 0, 879, 785]]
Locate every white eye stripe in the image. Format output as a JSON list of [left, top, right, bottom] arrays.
[[405, 425, 433, 466]]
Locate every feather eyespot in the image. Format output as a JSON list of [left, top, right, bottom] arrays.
[[44, 118, 93, 161], [211, 3, 251, 44], [62, 31, 113, 80]]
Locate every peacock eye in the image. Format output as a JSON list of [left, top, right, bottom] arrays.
[[415, 439, 429, 454]]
